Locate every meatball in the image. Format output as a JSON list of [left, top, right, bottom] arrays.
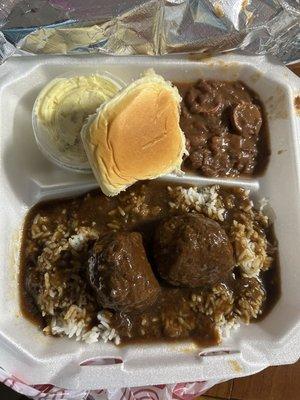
[[153, 214, 234, 287], [88, 231, 160, 312]]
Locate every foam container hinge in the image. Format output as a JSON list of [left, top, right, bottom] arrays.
[[0, 53, 299, 390]]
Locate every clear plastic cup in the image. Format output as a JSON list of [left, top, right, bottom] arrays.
[[32, 71, 125, 174]]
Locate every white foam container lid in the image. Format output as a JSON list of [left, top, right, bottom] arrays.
[[0, 53, 300, 391]]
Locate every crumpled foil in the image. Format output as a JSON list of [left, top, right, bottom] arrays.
[[0, 0, 299, 64]]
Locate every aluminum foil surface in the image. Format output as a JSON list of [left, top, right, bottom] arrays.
[[0, 1, 299, 62]]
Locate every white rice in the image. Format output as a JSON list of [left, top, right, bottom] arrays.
[[69, 227, 99, 251], [168, 185, 226, 221]]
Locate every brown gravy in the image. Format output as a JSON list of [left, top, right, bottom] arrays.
[[19, 182, 280, 345], [258, 228, 281, 319]]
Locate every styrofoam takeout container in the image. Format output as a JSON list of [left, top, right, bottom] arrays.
[[0, 53, 299, 390]]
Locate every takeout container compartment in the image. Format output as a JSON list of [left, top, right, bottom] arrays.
[[0, 54, 300, 390], [32, 70, 125, 174]]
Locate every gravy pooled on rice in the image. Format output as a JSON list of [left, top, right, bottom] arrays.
[[20, 182, 280, 345]]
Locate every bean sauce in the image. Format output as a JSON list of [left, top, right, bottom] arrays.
[[176, 79, 270, 177]]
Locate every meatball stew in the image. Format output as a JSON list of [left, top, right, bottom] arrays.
[[20, 182, 280, 345]]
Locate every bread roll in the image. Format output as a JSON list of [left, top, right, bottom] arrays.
[[81, 70, 186, 196]]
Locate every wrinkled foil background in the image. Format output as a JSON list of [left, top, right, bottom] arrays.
[[0, 1, 299, 63]]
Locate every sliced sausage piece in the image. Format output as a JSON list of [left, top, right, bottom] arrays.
[[231, 102, 262, 136], [185, 82, 222, 114]]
